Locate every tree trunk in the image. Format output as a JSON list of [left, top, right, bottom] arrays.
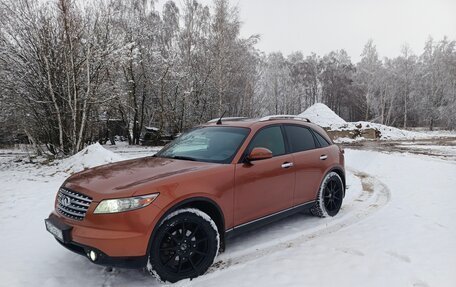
[[43, 56, 64, 154], [76, 42, 91, 152], [403, 94, 408, 129]]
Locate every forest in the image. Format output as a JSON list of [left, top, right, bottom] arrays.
[[0, 0, 455, 154]]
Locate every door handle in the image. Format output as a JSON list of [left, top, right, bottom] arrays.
[[281, 162, 294, 168], [320, 155, 328, 160]]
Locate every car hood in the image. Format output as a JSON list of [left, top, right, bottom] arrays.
[[63, 156, 216, 201]]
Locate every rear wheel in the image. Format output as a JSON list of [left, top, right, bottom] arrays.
[[148, 208, 220, 283], [311, 172, 344, 217]]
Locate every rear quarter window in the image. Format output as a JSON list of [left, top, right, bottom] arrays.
[[313, 131, 331, 148]]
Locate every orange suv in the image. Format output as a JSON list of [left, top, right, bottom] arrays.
[[45, 116, 345, 282]]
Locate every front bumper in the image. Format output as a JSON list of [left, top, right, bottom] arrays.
[[45, 203, 163, 268], [45, 214, 148, 268], [56, 238, 148, 269]]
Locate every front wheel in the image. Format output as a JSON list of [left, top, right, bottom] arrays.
[[148, 208, 220, 283], [311, 172, 344, 217]]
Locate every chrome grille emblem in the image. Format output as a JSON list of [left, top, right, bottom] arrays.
[[61, 195, 71, 207]]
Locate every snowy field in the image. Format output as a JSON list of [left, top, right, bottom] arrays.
[[0, 142, 455, 286]]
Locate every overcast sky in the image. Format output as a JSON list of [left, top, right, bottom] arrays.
[[160, 0, 456, 62]]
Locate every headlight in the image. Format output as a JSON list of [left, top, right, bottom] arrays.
[[94, 193, 159, 214]]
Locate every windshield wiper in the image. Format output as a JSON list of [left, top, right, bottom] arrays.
[[170, 155, 197, 161]]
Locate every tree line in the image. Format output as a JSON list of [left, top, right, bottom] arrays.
[[0, 0, 455, 154]]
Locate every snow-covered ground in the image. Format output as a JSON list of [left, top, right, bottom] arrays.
[[396, 143, 456, 158], [0, 143, 455, 286]]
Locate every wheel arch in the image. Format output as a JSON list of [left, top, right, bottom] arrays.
[[146, 197, 226, 256], [328, 166, 346, 196]]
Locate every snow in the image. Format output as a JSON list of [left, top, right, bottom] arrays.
[[333, 136, 366, 143], [0, 143, 455, 286], [58, 142, 124, 174], [396, 143, 456, 158], [338, 121, 429, 140], [298, 103, 347, 128]]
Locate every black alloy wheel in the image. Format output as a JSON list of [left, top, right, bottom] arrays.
[[149, 209, 219, 283], [323, 177, 343, 216], [311, 172, 344, 217]]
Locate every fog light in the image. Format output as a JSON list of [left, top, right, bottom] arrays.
[[89, 250, 97, 261]]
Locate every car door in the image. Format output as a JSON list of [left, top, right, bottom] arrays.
[[234, 125, 295, 226], [283, 124, 330, 205]]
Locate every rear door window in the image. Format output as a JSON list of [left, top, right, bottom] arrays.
[[284, 125, 316, 153]]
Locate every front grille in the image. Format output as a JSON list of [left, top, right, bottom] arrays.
[[57, 187, 92, 221]]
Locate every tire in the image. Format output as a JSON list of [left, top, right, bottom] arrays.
[[147, 208, 220, 283], [310, 172, 344, 217]]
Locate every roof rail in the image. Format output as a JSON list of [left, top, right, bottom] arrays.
[[207, 117, 249, 123], [259, 115, 311, 122]]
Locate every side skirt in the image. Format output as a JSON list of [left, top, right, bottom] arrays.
[[225, 201, 315, 239]]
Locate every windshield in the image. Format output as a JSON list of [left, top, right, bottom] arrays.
[[155, 126, 250, 164]]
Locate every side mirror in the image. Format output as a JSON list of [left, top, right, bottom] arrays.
[[247, 147, 273, 162]]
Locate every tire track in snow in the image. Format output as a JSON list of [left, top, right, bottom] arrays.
[[203, 169, 391, 277]]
